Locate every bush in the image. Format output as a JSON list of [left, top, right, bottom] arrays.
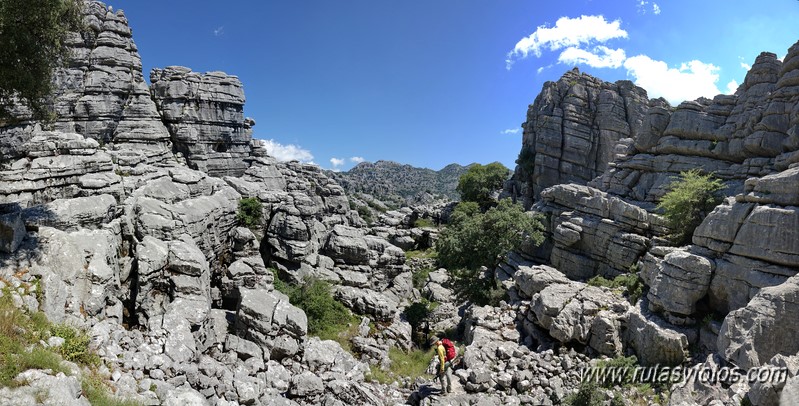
[[437, 199, 544, 304], [411, 267, 432, 290], [356, 205, 374, 225], [515, 147, 535, 176], [657, 170, 724, 245], [237, 197, 263, 228], [456, 162, 509, 208], [564, 382, 603, 406], [596, 355, 639, 387], [587, 273, 645, 304], [404, 300, 433, 345], [51, 324, 100, 366], [271, 271, 356, 338]]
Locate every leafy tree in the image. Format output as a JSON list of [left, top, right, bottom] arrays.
[[0, 0, 83, 120], [437, 199, 545, 304], [657, 170, 724, 245], [456, 162, 509, 208], [237, 197, 263, 228]]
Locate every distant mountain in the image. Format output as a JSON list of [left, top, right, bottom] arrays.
[[329, 160, 472, 205]]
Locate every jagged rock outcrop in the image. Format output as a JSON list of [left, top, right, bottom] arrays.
[[509, 68, 651, 207], [150, 66, 254, 177]]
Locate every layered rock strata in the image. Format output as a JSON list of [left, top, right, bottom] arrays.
[[150, 67, 254, 177]]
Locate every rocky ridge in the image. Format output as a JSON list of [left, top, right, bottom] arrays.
[[0, 1, 797, 405], [330, 160, 471, 206]]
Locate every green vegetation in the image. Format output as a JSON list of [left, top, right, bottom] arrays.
[[405, 248, 437, 260], [596, 355, 639, 387], [657, 170, 724, 245], [271, 270, 357, 338], [82, 372, 141, 406], [587, 273, 645, 304], [456, 162, 510, 209], [437, 199, 545, 305], [411, 267, 432, 290], [564, 383, 603, 406], [0, 0, 83, 120], [404, 300, 434, 346], [51, 324, 100, 366], [515, 147, 535, 176], [0, 290, 138, 404], [366, 347, 433, 384], [356, 205, 374, 225], [413, 217, 436, 229], [237, 197, 263, 228]]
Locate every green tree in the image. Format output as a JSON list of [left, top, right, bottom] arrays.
[[437, 199, 545, 304], [237, 197, 263, 228], [657, 170, 724, 245], [0, 0, 83, 120], [456, 162, 509, 208]]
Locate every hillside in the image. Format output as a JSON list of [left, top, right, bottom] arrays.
[[0, 2, 797, 405], [329, 160, 472, 205]]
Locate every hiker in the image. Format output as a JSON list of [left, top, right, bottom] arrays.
[[432, 336, 457, 394]]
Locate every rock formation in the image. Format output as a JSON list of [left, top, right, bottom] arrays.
[[0, 1, 797, 405]]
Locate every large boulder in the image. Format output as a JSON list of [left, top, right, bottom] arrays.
[[624, 302, 691, 366], [718, 275, 799, 370]]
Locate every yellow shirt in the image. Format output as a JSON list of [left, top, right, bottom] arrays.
[[436, 343, 446, 371]]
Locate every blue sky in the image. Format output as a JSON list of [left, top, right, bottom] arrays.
[[104, 0, 799, 171]]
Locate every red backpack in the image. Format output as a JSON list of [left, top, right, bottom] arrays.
[[441, 338, 457, 361]]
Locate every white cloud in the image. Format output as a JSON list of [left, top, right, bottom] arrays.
[[349, 156, 365, 164], [506, 15, 627, 69], [623, 55, 722, 105], [262, 139, 314, 163], [501, 128, 520, 135], [330, 158, 345, 168], [558, 46, 626, 69], [213, 26, 224, 36], [725, 80, 739, 94], [652, 3, 661, 14], [740, 61, 752, 71]]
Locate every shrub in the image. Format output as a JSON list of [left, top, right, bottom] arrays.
[[596, 355, 639, 387], [271, 271, 355, 338], [437, 199, 544, 305], [515, 147, 535, 176], [411, 267, 432, 290], [657, 170, 724, 245], [404, 300, 433, 345], [456, 162, 510, 209], [588, 273, 645, 304], [564, 382, 603, 406], [51, 324, 100, 366], [356, 205, 373, 225], [237, 197, 263, 228]]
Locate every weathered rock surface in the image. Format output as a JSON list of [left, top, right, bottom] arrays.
[[509, 68, 650, 207], [150, 66, 254, 177], [718, 274, 799, 370]]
